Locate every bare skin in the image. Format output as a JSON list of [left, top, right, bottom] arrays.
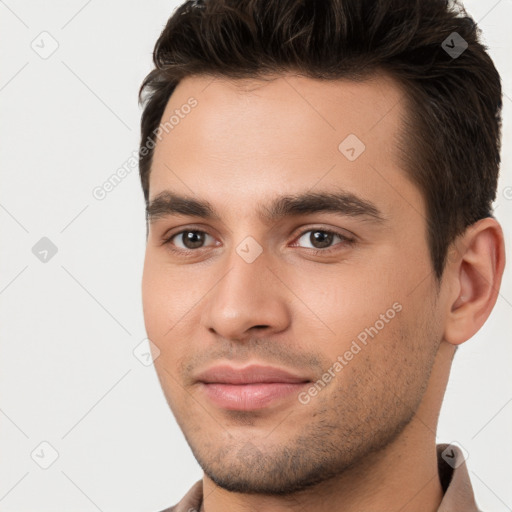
[[141, 73, 505, 512]]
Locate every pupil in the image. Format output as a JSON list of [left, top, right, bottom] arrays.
[[312, 231, 332, 248], [184, 231, 204, 249]]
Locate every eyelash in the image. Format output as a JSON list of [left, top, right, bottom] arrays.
[[161, 227, 356, 257]]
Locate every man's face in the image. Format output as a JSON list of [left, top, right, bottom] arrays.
[[142, 74, 444, 493]]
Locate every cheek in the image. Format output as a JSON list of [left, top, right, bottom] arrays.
[[142, 252, 185, 315], [293, 265, 402, 339], [142, 257, 190, 402], [141, 253, 180, 344], [292, 263, 420, 373], [141, 256, 163, 334], [141, 253, 203, 357]]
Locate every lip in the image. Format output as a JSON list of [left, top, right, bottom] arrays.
[[195, 364, 310, 384], [195, 364, 311, 411]]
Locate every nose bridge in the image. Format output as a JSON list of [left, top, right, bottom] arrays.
[[201, 236, 290, 339]]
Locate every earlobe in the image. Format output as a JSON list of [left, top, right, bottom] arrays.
[[443, 217, 506, 346]]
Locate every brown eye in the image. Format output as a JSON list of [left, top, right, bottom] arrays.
[[294, 229, 353, 251], [306, 230, 334, 249], [166, 230, 215, 250]]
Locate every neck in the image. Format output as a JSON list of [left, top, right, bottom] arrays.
[[201, 341, 454, 512]]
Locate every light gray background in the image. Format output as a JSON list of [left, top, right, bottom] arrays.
[[0, 1, 511, 511]]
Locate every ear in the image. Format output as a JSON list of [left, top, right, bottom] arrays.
[[443, 217, 506, 346]]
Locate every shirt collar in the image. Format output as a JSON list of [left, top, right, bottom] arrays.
[[436, 443, 480, 511]]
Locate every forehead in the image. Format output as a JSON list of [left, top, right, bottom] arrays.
[[149, 72, 423, 225]]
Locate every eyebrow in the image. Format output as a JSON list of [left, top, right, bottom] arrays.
[[146, 189, 388, 225]]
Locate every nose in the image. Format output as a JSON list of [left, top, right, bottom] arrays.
[[200, 246, 291, 341]]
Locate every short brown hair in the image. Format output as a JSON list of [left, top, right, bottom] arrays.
[[138, 0, 502, 282]]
